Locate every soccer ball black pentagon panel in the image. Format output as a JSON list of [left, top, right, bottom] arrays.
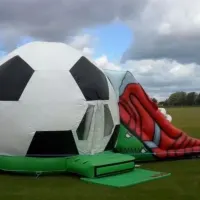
[[70, 56, 109, 101], [0, 55, 34, 101], [0, 41, 119, 158]]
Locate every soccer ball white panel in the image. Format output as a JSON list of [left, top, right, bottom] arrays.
[[0, 101, 88, 156], [20, 70, 86, 103], [22, 102, 87, 132], [0, 103, 36, 156], [2, 42, 83, 71]]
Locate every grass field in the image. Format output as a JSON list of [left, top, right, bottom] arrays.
[[1, 107, 200, 200]]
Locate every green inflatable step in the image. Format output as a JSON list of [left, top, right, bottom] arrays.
[[81, 168, 171, 188], [66, 151, 135, 178]]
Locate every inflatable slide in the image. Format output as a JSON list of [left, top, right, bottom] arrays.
[[104, 70, 200, 161]]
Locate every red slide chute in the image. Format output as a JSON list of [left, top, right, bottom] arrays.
[[119, 83, 200, 159]]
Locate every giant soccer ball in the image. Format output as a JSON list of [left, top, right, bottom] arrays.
[[0, 42, 119, 157]]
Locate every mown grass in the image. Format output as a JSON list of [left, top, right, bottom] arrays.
[[0, 107, 200, 200]]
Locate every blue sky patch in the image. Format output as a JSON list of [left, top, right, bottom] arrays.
[[84, 21, 132, 62]]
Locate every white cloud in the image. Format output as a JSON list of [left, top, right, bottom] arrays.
[[68, 34, 96, 57], [95, 55, 121, 70], [122, 58, 200, 100], [158, 23, 171, 35], [82, 47, 94, 57], [122, 0, 200, 64], [0, 0, 145, 50], [2, 0, 200, 65], [68, 34, 94, 50]]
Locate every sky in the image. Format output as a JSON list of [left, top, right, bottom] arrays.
[[1, 0, 200, 100], [83, 22, 132, 62]]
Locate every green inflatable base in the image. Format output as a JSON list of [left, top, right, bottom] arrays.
[[0, 151, 135, 178], [0, 153, 171, 188], [81, 169, 171, 188], [0, 156, 68, 174]]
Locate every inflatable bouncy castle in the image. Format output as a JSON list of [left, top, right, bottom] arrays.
[[0, 41, 199, 187]]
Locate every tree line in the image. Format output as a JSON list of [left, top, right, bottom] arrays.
[[152, 92, 200, 106]]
